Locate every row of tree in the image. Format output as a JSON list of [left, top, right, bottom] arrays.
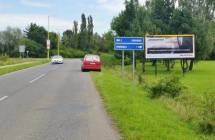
[[111, 0, 215, 60], [0, 27, 23, 56], [0, 13, 104, 57], [109, 0, 215, 71], [0, 0, 214, 61], [62, 14, 94, 51]]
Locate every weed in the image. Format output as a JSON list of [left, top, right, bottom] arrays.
[[149, 76, 185, 98]]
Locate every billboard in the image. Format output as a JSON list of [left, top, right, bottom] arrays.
[[145, 35, 195, 59]]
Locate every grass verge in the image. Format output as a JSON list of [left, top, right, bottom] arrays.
[[0, 59, 49, 75], [92, 68, 204, 140], [0, 57, 38, 66]]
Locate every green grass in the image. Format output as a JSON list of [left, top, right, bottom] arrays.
[[133, 61, 215, 97], [0, 59, 49, 75], [0, 58, 37, 66], [92, 60, 215, 140], [92, 69, 201, 140]]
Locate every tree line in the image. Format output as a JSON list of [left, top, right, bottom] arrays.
[[0, 13, 104, 58], [110, 0, 215, 71], [0, 0, 214, 61]]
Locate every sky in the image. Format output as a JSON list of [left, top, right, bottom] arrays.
[[0, 0, 145, 35]]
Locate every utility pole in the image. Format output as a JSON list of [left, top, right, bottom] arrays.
[[57, 33, 60, 56], [47, 16, 50, 60]]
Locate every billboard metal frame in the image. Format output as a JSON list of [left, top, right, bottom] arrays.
[[145, 34, 195, 59]]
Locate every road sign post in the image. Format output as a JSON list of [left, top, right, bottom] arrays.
[[132, 50, 135, 80], [114, 37, 144, 80], [47, 39, 50, 59], [19, 45, 26, 58], [26, 50, 29, 58], [47, 16, 50, 60], [57, 33, 60, 56], [122, 50, 125, 76]]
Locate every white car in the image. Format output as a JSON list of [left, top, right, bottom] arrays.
[[51, 55, 63, 64]]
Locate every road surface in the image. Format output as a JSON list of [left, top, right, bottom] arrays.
[[0, 59, 119, 140]]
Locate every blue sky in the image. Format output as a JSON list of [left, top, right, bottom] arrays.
[[0, 0, 145, 34]]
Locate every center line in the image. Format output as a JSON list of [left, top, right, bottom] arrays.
[[29, 74, 46, 83], [0, 96, 8, 102]]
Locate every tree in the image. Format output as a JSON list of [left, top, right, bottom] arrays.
[[111, 0, 137, 36], [93, 33, 103, 53], [78, 14, 88, 50], [49, 32, 58, 49], [62, 30, 73, 48], [151, 0, 175, 34], [20, 38, 44, 57], [0, 27, 23, 56], [25, 23, 47, 46], [99, 31, 115, 52], [24, 23, 47, 57], [87, 16, 94, 50], [170, 8, 193, 34], [72, 21, 79, 49]]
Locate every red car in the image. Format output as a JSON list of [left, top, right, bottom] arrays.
[[81, 54, 102, 71]]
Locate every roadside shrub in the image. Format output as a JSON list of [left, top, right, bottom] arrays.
[[199, 93, 215, 135], [50, 48, 85, 58], [174, 93, 201, 122], [199, 121, 214, 135], [100, 53, 120, 67], [149, 76, 185, 98]]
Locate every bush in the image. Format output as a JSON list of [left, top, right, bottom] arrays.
[[150, 76, 185, 98], [199, 93, 215, 135], [199, 121, 214, 135], [50, 47, 85, 58], [100, 53, 120, 67]]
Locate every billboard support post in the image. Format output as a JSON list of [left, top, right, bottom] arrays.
[[155, 60, 157, 76], [19, 45, 26, 58], [132, 50, 135, 80], [182, 59, 185, 76]]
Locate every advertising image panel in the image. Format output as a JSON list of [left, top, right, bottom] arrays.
[[145, 35, 195, 59]]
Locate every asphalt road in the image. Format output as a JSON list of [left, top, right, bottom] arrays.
[[0, 59, 119, 140]]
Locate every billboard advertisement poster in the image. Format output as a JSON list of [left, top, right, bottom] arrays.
[[145, 35, 195, 59]]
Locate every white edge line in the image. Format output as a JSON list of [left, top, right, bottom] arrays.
[[29, 74, 46, 83], [0, 96, 8, 101]]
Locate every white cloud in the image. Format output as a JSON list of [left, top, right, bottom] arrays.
[[20, 0, 52, 8], [0, 14, 73, 33], [97, 0, 146, 14]]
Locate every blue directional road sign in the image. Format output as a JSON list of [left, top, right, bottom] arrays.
[[114, 37, 144, 50]]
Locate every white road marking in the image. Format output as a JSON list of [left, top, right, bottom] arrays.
[[29, 74, 46, 83], [0, 96, 8, 102]]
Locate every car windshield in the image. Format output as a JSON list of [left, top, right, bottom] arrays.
[[53, 56, 62, 59], [85, 55, 100, 62]]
